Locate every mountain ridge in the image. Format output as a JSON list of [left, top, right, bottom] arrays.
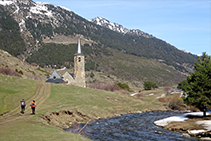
[[0, 0, 197, 87], [90, 17, 154, 38]]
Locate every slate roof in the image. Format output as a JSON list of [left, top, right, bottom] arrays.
[[46, 71, 64, 83], [46, 78, 64, 83], [69, 73, 75, 79]]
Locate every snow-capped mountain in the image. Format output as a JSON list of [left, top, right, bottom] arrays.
[[91, 17, 153, 38], [0, 0, 197, 76], [0, 0, 72, 33], [181, 49, 191, 54], [0, 0, 77, 58]]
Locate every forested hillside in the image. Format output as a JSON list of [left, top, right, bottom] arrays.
[[0, 7, 26, 57], [24, 8, 197, 73]]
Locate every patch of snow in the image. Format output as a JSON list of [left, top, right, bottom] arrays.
[[196, 120, 211, 131], [0, 1, 13, 6], [188, 130, 206, 134], [13, 3, 19, 14], [181, 49, 191, 54], [154, 115, 188, 126], [108, 25, 112, 30], [156, 94, 165, 99], [59, 6, 72, 12], [154, 111, 211, 127], [131, 93, 138, 96], [30, 2, 53, 17], [19, 19, 25, 32], [26, 15, 32, 19], [149, 93, 154, 96]]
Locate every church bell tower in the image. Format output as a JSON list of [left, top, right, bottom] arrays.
[[74, 37, 85, 87]]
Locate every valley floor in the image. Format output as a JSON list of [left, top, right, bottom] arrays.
[[0, 74, 167, 141], [2, 74, 210, 140]]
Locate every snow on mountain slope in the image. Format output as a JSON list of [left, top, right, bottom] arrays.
[[91, 17, 153, 38], [0, 0, 73, 32]]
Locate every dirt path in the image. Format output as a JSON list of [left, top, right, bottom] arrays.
[[0, 82, 51, 125]]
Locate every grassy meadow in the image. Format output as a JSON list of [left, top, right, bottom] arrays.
[[0, 74, 167, 141]]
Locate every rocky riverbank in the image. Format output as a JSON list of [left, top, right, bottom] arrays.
[[41, 107, 167, 129], [155, 111, 211, 139], [41, 106, 211, 140]]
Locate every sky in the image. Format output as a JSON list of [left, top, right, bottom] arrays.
[[36, 0, 211, 56]]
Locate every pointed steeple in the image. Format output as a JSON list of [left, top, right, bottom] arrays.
[[77, 37, 81, 54]]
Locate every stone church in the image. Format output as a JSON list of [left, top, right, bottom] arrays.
[[62, 38, 86, 87]]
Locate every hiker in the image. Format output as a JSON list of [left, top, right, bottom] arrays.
[[30, 100, 36, 115], [20, 99, 26, 114]]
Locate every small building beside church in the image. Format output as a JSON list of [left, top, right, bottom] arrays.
[[46, 71, 64, 83]]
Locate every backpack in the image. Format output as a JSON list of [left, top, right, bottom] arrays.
[[21, 101, 25, 106]]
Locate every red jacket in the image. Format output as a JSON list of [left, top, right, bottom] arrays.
[[30, 102, 35, 107]]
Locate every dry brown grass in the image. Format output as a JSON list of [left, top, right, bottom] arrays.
[[0, 49, 48, 81], [136, 93, 144, 98], [167, 95, 184, 110], [88, 81, 120, 92], [0, 67, 22, 77]]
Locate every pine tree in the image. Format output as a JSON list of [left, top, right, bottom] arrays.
[[185, 53, 211, 116]]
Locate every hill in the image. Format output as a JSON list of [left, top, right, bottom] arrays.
[[0, 49, 49, 80], [0, 0, 197, 87]]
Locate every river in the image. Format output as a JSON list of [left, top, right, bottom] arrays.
[[65, 111, 201, 141]]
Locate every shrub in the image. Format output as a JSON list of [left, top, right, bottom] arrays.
[[15, 69, 23, 75], [117, 82, 131, 91], [0, 67, 22, 77], [167, 95, 184, 110], [143, 81, 158, 90], [90, 72, 94, 78], [18, 70, 23, 75]]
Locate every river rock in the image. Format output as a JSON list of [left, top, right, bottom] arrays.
[[158, 131, 162, 134], [180, 133, 190, 138], [154, 130, 162, 134], [137, 110, 142, 113]]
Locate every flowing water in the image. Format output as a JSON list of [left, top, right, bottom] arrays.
[[65, 111, 201, 141]]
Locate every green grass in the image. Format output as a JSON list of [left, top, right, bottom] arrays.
[[0, 74, 166, 140], [0, 120, 90, 141], [0, 74, 38, 114]]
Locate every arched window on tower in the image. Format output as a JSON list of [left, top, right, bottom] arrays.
[[78, 57, 81, 62]]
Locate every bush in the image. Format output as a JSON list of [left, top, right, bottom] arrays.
[[117, 82, 131, 91], [143, 81, 158, 90], [15, 69, 23, 75], [90, 72, 94, 78], [0, 67, 22, 77], [167, 95, 184, 110]]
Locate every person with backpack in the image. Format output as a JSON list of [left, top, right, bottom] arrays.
[[20, 99, 26, 114], [30, 100, 36, 115]]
